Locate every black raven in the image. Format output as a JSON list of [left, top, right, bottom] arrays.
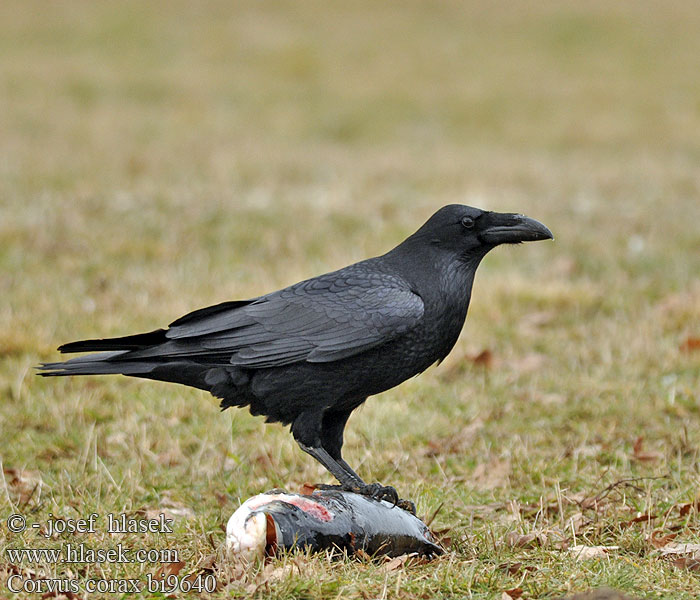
[[40, 205, 552, 506]]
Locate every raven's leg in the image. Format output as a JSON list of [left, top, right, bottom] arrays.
[[291, 409, 363, 488], [296, 442, 362, 488], [291, 409, 389, 494], [320, 408, 417, 514], [318, 408, 363, 482], [294, 409, 414, 512]]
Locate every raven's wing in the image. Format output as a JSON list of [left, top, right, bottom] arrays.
[[141, 269, 424, 368]]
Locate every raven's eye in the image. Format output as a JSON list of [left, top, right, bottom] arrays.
[[460, 216, 475, 229]]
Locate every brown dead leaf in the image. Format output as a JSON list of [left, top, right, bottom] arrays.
[[3, 468, 43, 506], [657, 542, 700, 556], [623, 512, 656, 528], [498, 562, 537, 576], [502, 588, 524, 600], [472, 349, 494, 368], [438, 349, 495, 381], [196, 554, 217, 573], [214, 492, 229, 507], [649, 530, 677, 549], [354, 548, 372, 561], [567, 512, 586, 534], [670, 557, 700, 571], [679, 501, 700, 516], [299, 482, 317, 495], [632, 436, 643, 455], [568, 545, 619, 560], [156, 561, 186, 578], [631, 437, 662, 463], [432, 532, 452, 548], [552, 537, 570, 551], [506, 532, 545, 549], [380, 554, 412, 572], [574, 495, 599, 511], [680, 337, 700, 352]]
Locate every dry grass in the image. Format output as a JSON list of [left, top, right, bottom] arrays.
[[1, 1, 700, 598]]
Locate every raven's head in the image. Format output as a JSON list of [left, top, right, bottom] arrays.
[[412, 204, 553, 258]]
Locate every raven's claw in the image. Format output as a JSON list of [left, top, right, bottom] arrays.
[[311, 482, 416, 514], [355, 483, 416, 514], [364, 485, 416, 515], [362, 482, 399, 505], [397, 498, 416, 515]]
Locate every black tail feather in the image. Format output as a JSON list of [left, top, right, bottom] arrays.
[[38, 352, 154, 377], [57, 329, 168, 353]]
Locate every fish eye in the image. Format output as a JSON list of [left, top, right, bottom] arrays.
[[460, 216, 475, 229]]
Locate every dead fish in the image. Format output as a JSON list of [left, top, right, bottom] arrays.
[[226, 488, 443, 559]]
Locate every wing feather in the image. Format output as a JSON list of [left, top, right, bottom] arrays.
[[149, 265, 424, 368]]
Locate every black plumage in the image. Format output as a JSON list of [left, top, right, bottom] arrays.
[[40, 204, 552, 506]]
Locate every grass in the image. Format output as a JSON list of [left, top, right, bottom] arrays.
[[1, 0, 700, 598]]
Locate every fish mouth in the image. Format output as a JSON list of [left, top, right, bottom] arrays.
[[480, 213, 554, 245]]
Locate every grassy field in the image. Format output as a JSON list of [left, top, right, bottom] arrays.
[[1, 1, 700, 598]]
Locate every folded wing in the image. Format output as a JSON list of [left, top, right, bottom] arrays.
[[125, 269, 424, 368]]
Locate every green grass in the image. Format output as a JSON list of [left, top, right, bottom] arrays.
[[1, 1, 700, 598]]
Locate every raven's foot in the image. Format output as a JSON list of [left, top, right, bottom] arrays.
[[359, 483, 416, 515], [359, 482, 399, 504], [396, 498, 417, 515]]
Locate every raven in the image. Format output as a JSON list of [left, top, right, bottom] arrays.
[[40, 205, 552, 506]]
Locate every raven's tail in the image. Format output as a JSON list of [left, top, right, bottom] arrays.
[[38, 352, 160, 377], [37, 329, 258, 409]]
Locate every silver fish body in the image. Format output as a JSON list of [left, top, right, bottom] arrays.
[[226, 489, 442, 559]]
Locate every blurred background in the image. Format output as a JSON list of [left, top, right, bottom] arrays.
[[2, 0, 698, 334], [1, 1, 699, 595]]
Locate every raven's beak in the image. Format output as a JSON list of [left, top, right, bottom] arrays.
[[480, 213, 554, 245]]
